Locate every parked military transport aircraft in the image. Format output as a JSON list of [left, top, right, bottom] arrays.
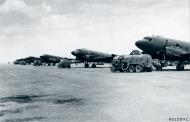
[[13, 56, 42, 65], [135, 36, 190, 70], [40, 54, 68, 66], [71, 48, 116, 68]]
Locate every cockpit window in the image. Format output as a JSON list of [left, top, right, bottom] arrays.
[[144, 37, 152, 42]]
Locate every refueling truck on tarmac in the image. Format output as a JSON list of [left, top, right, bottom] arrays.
[[110, 54, 153, 72]]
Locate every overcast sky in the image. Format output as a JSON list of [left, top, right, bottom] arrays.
[[0, 0, 189, 63]]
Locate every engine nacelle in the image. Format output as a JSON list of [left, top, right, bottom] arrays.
[[165, 46, 185, 56]]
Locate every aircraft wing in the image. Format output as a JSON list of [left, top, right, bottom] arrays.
[[93, 56, 113, 60], [165, 46, 190, 59], [181, 53, 190, 58], [70, 59, 82, 64], [85, 55, 112, 60], [92, 54, 117, 62]]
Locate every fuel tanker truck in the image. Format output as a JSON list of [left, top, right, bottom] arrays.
[[110, 54, 153, 72]]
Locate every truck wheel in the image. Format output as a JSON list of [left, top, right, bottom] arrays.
[[128, 65, 135, 72], [121, 63, 128, 71], [146, 67, 153, 72], [135, 65, 143, 72], [149, 67, 153, 72]]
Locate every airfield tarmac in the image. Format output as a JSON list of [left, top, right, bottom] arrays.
[[0, 64, 190, 122]]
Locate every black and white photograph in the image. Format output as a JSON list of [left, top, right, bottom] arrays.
[[0, 0, 190, 122]]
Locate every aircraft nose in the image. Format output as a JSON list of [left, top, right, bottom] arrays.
[[135, 40, 144, 49], [71, 51, 78, 56]]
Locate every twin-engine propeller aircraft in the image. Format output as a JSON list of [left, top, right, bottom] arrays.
[[135, 36, 190, 70], [40, 54, 69, 66], [13, 56, 42, 65], [71, 48, 116, 68]]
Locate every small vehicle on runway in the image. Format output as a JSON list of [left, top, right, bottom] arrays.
[[33, 60, 43, 66], [111, 54, 153, 72]]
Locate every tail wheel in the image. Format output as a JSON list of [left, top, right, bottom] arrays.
[[135, 65, 143, 72], [128, 65, 135, 72]]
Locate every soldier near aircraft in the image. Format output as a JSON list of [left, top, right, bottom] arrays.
[[71, 48, 116, 68], [135, 36, 190, 70]]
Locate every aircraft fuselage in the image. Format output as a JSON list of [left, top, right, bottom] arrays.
[[71, 48, 115, 63], [135, 36, 190, 61]]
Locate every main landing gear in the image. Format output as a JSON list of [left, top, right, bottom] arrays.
[[91, 63, 96, 68], [176, 62, 184, 71], [84, 63, 89, 68], [84, 63, 96, 68]]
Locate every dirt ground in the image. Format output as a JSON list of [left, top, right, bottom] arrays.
[[0, 64, 190, 122]]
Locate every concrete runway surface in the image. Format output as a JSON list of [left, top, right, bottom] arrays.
[[0, 64, 190, 122]]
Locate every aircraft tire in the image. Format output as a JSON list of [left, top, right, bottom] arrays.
[[92, 63, 96, 68], [135, 65, 143, 72], [85, 63, 89, 68], [121, 63, 128, 71], [128, 65, 135, 73], [176, 64, 184, 71]]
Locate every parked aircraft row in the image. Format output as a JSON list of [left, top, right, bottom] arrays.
[[13, 36, 190, 71], [14, 49, 117, 68], [14, 55, 69, 66]]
